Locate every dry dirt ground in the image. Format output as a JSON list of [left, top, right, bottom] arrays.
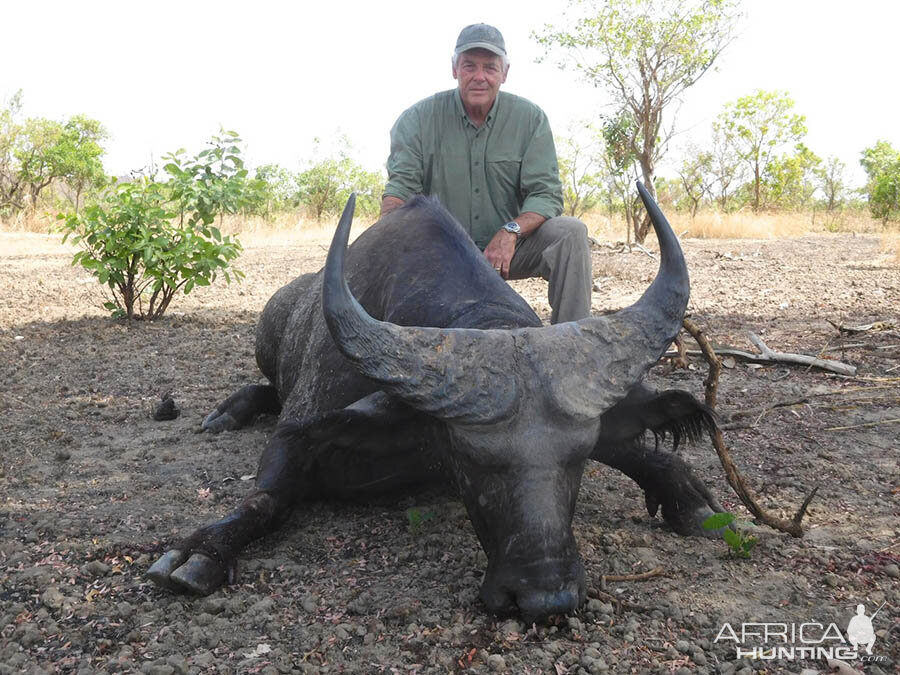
[[1, 227, 898, 675]]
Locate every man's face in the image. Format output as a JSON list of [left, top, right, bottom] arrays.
[[452, 49, 508, 112]]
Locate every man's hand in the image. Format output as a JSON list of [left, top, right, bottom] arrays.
[[483, 229, 517, 279]]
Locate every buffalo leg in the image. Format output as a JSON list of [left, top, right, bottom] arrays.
[[148, 393, 442, 595], [202, 384, 281, 433], [592, 444, 725, 536]]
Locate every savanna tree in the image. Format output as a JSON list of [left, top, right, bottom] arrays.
[[677, 146, 713, 218], [296, 136, 384, 220], [860, 140, 900, 223], [707, 123, 744, 211], [535, 0, 740, 242], [817, 156, 847, 212], [762, 143, 821, 211], [715, 89, 807, 212], [0, 91, 107, 214], [556, 122, 608, 218]]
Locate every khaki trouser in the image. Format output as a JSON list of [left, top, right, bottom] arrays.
[[508, 216, 592, 324]]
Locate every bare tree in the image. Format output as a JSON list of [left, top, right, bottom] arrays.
[[535, 0, 741, 241]]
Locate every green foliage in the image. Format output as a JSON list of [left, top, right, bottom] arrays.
[[0, 91, 108, 214], [761, 143, 821, 211], [817, 156, 847, 212], [702, 512, 757, 559], [253, 163, 300, 216], [162, 129, 267, 227], [677, 147, 713, 217], [535, 0, 741, 241], [557, 123, 608, 218], [296, 137, 384, 220], [860, 140, 900, 223], [56, 132, 256, 320], [715, 90, 808, 211], [405, 507, 435, 535]]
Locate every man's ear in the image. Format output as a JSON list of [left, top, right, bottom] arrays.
[[501, 64, 509, 84], [452, 62, 459, 81]]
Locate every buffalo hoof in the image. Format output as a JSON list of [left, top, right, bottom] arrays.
[[643, 462, 728, 537], [202, 410, 240, 434], [147, 550, 228, 595]]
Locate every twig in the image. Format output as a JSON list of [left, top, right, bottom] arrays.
[[602, 567, 664, 583], [745, 331, 857, 376], [681, 319, 817, 538], [825, 418, 900, 432], [631, 242, 656, 259]]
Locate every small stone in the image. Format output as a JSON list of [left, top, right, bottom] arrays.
[[825, 573, 842, 588], [84, 560, 110, 577], [883, 563, 899, 579], [675, 640, 691, 654], [301, 595, 318, 613], [487, 654, 506, 671], [41, 587, 65, 610], [54, 449, 71, 461], [191, 651, 214, 667], [500, 619, 524, 635], [200, 597, 225, 615]]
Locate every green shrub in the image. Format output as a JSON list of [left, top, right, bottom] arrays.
[[57, 131, 258, 320], [702, 512, 757, 559]]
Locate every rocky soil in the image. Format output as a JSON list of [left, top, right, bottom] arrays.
[[1, 228, 898, 674]]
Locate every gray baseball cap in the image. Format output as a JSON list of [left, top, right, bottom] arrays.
[[455, 23, 507, 57]]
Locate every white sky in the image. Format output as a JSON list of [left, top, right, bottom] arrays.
[[3, 0, 897, 188]]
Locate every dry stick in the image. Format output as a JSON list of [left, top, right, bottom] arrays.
[[744, 331, 857, 376], [602, 567, 665, 583], [825, 418, 900, 432], [681, 319, 816, 538]]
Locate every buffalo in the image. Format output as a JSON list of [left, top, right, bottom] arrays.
[[148, 183, 725, 622]]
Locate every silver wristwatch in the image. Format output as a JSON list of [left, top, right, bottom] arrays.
[[502, 222, 521, 237]]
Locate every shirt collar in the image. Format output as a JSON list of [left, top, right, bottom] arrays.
[[454, 89, 500, 128]]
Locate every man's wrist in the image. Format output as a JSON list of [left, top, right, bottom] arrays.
[[501, 221, 521, 238]]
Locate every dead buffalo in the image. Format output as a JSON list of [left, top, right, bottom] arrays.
[[148, 183, 724, 622]]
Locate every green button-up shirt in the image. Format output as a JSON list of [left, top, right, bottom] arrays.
[[384, 89, 563, 249]]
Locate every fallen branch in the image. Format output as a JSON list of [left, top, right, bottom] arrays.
[[825, 418, 900, 432], [826, 319, 896, 335], [602, 567, 665, 583], [743, 331, 857, 375], [666, 333, 858, 376], [682, 319, 817, 538]]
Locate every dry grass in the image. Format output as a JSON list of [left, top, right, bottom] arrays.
[[4, 207, 898, 262], [882, 231, 900, 262]]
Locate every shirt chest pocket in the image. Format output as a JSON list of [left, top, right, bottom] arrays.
[[485, 157, 522, 197]]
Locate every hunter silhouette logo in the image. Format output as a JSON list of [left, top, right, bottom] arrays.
[[846, 602, 884, 655]]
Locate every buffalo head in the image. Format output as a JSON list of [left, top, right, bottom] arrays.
[[321, 184, 688, 622]]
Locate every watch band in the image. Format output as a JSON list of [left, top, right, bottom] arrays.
[[502, 222, 521, 237]]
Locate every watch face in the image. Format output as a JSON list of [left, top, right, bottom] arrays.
[[503, 222, 520, 235]]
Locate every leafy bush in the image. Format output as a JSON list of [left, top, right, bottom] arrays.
[[860, 140, 900, 224], [57, 131, 258, 320], [295, 137, 384, 220], [702, 512, 757, 558]]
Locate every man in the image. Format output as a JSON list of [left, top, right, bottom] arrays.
[[381, 23, 592, 324]]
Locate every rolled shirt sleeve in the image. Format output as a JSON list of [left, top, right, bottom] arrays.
[[519, 110, 564, 220], [384, 108, 424, 202]]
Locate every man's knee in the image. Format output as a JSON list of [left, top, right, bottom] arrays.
[[545, 216, 588, 243]]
